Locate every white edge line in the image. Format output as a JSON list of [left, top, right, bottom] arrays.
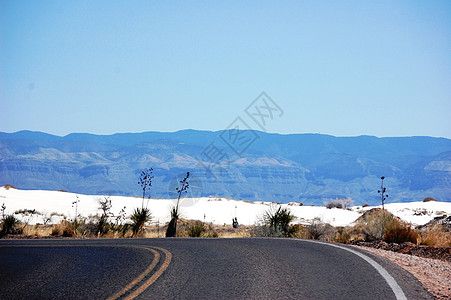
[[292, 239, 407, 300]]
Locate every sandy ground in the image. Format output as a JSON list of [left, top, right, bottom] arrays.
[[354, 245, 451, 299]]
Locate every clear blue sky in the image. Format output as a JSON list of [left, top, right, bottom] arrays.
[[1, 1, 450, 138]]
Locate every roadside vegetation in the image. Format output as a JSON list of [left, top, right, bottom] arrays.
[[1, 207, 449, 247], [1, 173, 450, 248], [166, 172, 190, 237]]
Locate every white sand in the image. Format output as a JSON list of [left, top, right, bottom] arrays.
[[1, 187, 449, 227]]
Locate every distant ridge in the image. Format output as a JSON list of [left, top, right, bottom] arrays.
[[0, 130, 450, 205]]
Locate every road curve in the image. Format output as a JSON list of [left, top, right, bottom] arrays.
[[0, 238, 433, 299]]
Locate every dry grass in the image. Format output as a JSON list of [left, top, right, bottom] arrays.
[[7, 217, 451, 247], [140, 221, 251, 238], [218, 230, 251, 238], [419, 225, 451, 247], [384, 218, 419, 244], [22, 224, 53, 236]]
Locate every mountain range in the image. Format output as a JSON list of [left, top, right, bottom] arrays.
[[0, 130, 450, 205]]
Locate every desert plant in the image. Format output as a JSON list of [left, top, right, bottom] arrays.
[[326, 201, 343, 209], [204, 223, 219, 237], [114, 206, 127, 226], [130, 207, 151, 236], [334, 226, 351, 244], [307, 218, 329, 240], [117, 223, 131, 237], [378, 176, 388, 210], [54, 217, 96, 238], [62, 220, 76, 237], [98, 196, 113, 216], [165, 207, 180, 237], [166, 172, 190, 237], [0, 215, 22, 236], [361, 209, 394, 241], [255, 205, 295, 237], [96, 196, 113, 236], [423, 197, 437, 202], [18, 209, 37, 232], [50, 219, 85, 237], [97, 214, 111, 236], [1, 203, 5, 220], [384, 219, 418, 244], [419, 225, 451, 247], [187, 221, 205, 237], [265, 206, 295, 236], [72, 196, 80, 221], [108, 206, 129, 237], [51, 223, 62, 236], [325, 198, 354, 209], [138, 168, 154, 208]]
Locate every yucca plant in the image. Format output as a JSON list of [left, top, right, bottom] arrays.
[[263, 206, 294, 237], [130, 207, 151, 236], [97, 214, 111, 236], [166, 172, 189, 237], [1, 215, 21, 236], [138, 168, 154, 208]]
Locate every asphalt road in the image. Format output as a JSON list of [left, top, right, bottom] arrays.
[[0, 238, 433, 300]]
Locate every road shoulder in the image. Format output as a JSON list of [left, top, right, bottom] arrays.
[[353, 245, 448, 299]]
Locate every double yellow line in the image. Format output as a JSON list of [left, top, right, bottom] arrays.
[[108, 246, 172, 300], [1, 244, 172, 300]]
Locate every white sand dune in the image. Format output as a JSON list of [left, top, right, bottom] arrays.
[[0, 187, 449, 227]]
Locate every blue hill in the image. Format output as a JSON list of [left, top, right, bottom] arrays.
[[0, 130, 450, 205]]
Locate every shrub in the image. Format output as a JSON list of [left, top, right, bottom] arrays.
[[326, 202, 343, 209], [2, 184, 17, 190], [130, 207, 151, 236], [97, 214, 111, 236], [250, 224, 271, 237], [0, 215, 22, 236], [50, 218, 97, 238], [334, 226, 351, 244], [112, 223, 131, 237], [62, 220, 76, 237], [325, 198, 354, 209], [419, 225, 451, 247], [361, 209, 394, 241], [423, 197, 437, 202], [51, 223, 62, 236], [263, 206, 295, 237], [187, 221, 205, 237], [307, 218, 330, 240], [204, 223, 219, 238], [288, 224, 307, 239], [384, 219, 418, 244]]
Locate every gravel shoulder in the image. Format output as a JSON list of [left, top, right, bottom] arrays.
[[353, 245, 451, 299]]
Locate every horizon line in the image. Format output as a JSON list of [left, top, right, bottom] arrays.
[[0, 129, 450, 140]]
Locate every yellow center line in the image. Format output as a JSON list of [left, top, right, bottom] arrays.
[[107, 247, 160, 300], [123, 246, 172, 300]]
